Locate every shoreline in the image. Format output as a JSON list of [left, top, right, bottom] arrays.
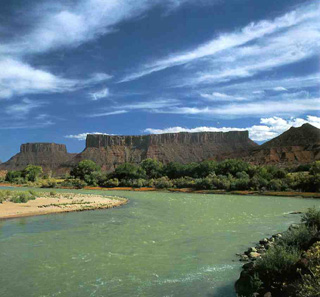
[[0, 192, 128, 220], [1, 183, 319, 199]]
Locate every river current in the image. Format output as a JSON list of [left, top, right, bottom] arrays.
[[1, 187, 319, 297]]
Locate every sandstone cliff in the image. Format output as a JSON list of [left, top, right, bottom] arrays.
[[72, 131, 258, 171], [0, 143, 75, 174], [245, 124, 320, 165]]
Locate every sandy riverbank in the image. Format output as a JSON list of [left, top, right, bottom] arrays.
[[0, 192, 127, 220]]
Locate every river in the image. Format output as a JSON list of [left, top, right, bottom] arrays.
[[0, 187, 319, 297]]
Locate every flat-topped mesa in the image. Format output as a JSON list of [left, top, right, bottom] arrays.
[[86, 131, 251, 148], [76, 131, 258, 171], [20, 143, 68, 153], [0, 142, 74, 174]]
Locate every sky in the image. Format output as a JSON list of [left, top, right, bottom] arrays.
[[0, 0, 319, 161]]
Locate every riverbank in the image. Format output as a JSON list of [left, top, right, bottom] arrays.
[[1, 183, 319, 199], [0, 191, 127, 220], [235, 208, 320, 297]]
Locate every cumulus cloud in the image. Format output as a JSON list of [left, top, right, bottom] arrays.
[[144, 115, 320, 141], [65, 132, 113, 141]]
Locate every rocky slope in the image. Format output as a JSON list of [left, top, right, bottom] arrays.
[[0, 143, 75, 174], [0, 124, 319, 174], [71, 131, 258, 171], [245, 124, 320, 165]]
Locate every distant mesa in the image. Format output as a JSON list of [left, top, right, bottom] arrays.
[[0, 125, 319, 175]]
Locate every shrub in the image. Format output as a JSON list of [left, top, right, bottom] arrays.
[[302, 207, 320, 230], [101, 178, 119, 188], [40, 179, 57, 188], [172, 177, 196, 188], [279, 224, 316, 250], [153, 177, 173, 189], [296, 242, 320, 297], [61, 179, 87, 189], [255, 245, 301, 287]]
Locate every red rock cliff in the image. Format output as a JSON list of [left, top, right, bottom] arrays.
[[73, 131, 257, 171]]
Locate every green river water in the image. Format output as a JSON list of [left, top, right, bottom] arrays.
[[1, 187, 320, 297]]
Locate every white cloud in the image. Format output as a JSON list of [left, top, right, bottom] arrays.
[[120, 2, 319, 82], [220, 73, 320, 94], [65, 132, 113, 141], [5, 98, 45, 118], [154, 97, 320, 118], [88, 110, 128, 118], [144, 115, 320, 141], [273, 87, 287, 92], [0, 0, 201, 56], [88, 99, 180, 117], [90, 87, 110, 101], [0, 58, 112, 99], [200, 92, 247, 101]]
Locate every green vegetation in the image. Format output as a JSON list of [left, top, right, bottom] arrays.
[[67, 159, 320, 192], [2, 160, 320, 192], [0, 189, 39, 203], [5, 165, 43, 183], [237, 207, 320, 297]]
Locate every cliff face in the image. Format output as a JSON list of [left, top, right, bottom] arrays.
[[0, 143, 74, 173], [245, 124, 320, 165], [73, 131, 258, 171]]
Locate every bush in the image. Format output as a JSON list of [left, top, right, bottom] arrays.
[[172, 177, 196, 188], [296, 242, 320, 297], [61, 179, 87, 189], [153, 177, 173, 189], [10, 192, 36, 203], [40, 179, 57, 188], [302, 207, 320, 230], [255, 245, 301, 287], [101, 178, 119, 188], [279, 224, 316, 250]]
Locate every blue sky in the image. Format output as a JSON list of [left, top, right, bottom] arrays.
[[0, 0, 319, 161]]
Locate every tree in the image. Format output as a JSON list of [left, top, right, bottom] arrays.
[[310, 161, 320, 175], [71, 160, 100, 180], [112, 163, 146, 180], [22, 165, 43, 182], [140, 158, 163, 178]]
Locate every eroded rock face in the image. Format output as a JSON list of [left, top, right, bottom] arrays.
[[73, 131, 258, 171], [245, 124, 320, 165], [0, 143, 74, 174]]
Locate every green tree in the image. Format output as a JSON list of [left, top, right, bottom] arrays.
[[22, 165, 43, 182], [112, 163, 146, 180], [310, 161, 320, 175], [71, 160, 100, 180], [140, 158, 163, 178]]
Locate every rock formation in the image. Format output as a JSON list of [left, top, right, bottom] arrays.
[[71, 131, 258, 171], [244, 123, 320, 165], [1, 124, 319, 174], [0, 143, 75, 174]]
